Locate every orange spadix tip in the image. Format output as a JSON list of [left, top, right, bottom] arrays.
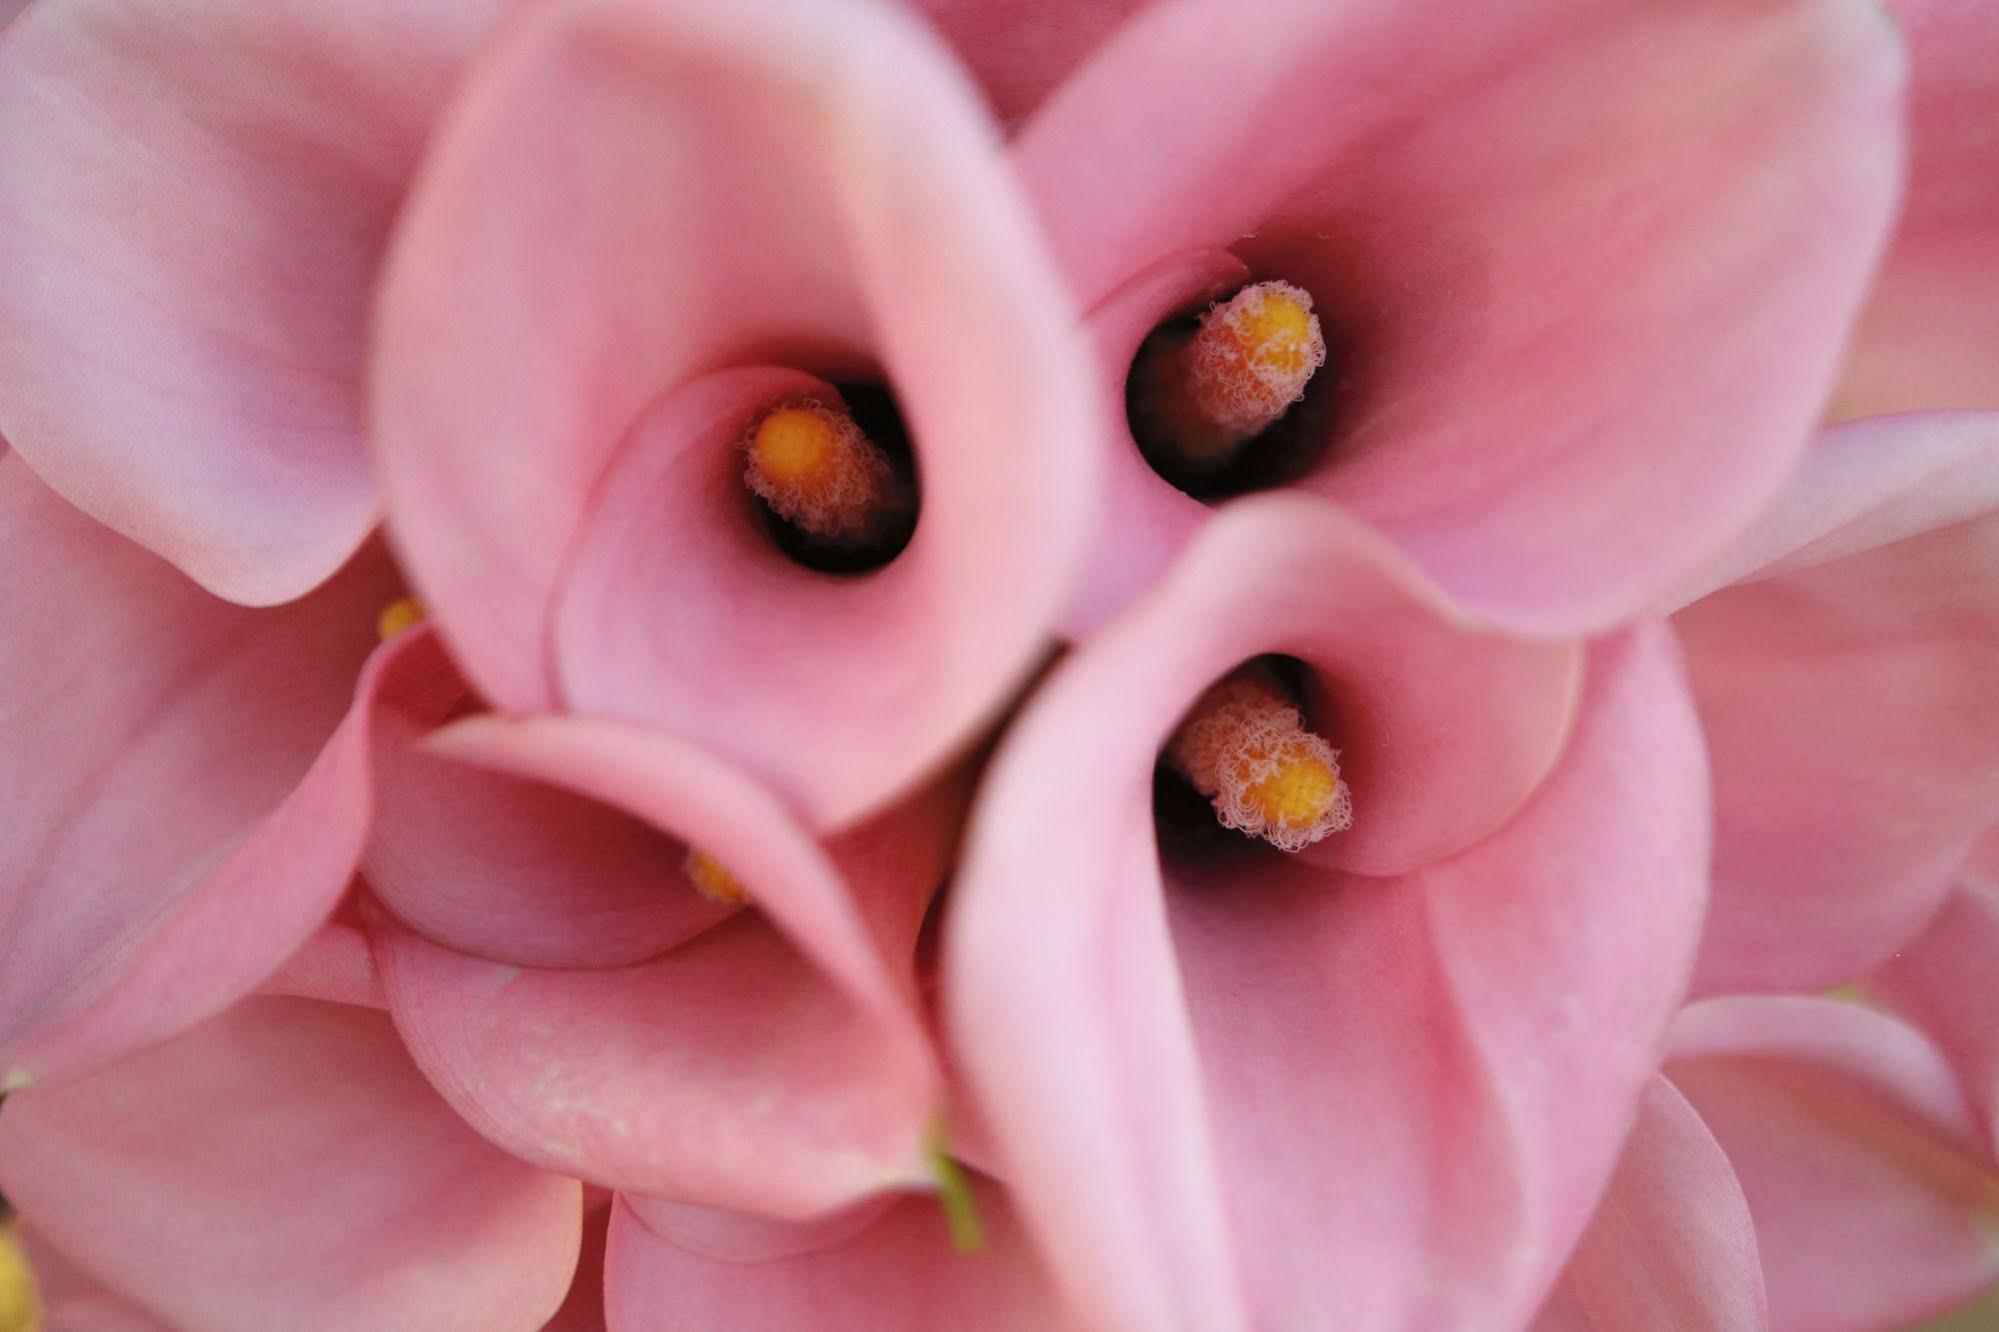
[[1246, 752, 1341, 829], [743, 401, 897, 539], [751, 407, 840, 488], [1142, 280, 1328, 468], [1166, 666, 1352, 852], [684, 849, 749, 906], [376, 596, 427, 642]]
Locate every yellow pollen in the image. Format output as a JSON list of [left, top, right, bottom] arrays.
[[1139, 280, 1327, 470], [376, 596, 427, 642], [1165, 665, 1352, 852], [1246, 752, 1341, 829], [743, 401, 898, 540], [684, 848, 750, 906], [752, 408, 840, 489], [0, 1223, 37, 1332]]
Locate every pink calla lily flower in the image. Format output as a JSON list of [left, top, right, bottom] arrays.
[[944, 494, 1708, 1330], [0, 0, 1099, 837], [996, 0, 1904, 636], [369, 0, 1100, 829]]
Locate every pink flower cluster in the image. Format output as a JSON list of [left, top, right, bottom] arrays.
[[0, 0, 1994, 1328]]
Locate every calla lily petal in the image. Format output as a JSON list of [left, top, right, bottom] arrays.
[[1668, 997, 1999, 1332], [619, 1194, 896, 1263], [258, 917, 387, 1011], [906, 0, 1153, 126], [372, 0, 1098, 831], [371, 911, 936, 1220], [1533, 1078, 1769, 1332], [1663, 413, 1999, 607], [1018, 0, 1903, 633], [1833, 0, 1999, 418], [0, 456, 401, 1087], [0, 997, 581, 1332], [366, 715, 950, 1218], [0, 0, 497, 602], [365, 667, 738, 969], [12, 1225, 169, 1332], [1674, 415, 1999, 993], [1870, 866, 1999, 1141], [603, 1183, 1069, 1331]]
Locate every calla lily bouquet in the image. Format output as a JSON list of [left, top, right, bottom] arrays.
[[0, 0, 1995, 1329]]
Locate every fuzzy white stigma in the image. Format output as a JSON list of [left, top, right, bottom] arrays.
[[1166, 665, 1352, 852], [1140, 280, 1327, 470], [743, 402, 899, 540]]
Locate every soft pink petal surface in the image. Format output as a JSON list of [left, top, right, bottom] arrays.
[[1834, 0, 1999, 417], [368, 715, 948, 1218], [0, 0, 497, 601], [604, 1182, 1069, 1331], [1533, 1077, 1769, 1332], [1871, 871, 1999, 1140], [374, 0, 1098, 826], [907, 0, 1152, 127], [258, 916, 387, 1011], [0, 455, 402, 1086], [1675, 418, 1999, 993], [1668, 997, 1999, 1332], [365, 671, 739, 968], [14, 1226, 172, 1332], [1664, 413, 1999, 606], [619, 1194, 896, 1263], [372, 912, 935, 1221], [1064, 246, 1248, 633], [0, 997, 581, 1332], [1020, 0, 1903, 633], [949, 503, 1705, 1331]]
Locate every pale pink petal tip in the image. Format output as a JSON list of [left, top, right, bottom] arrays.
[[1534, 1078, 1768, 1332], [0, 0, 496, 601]]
